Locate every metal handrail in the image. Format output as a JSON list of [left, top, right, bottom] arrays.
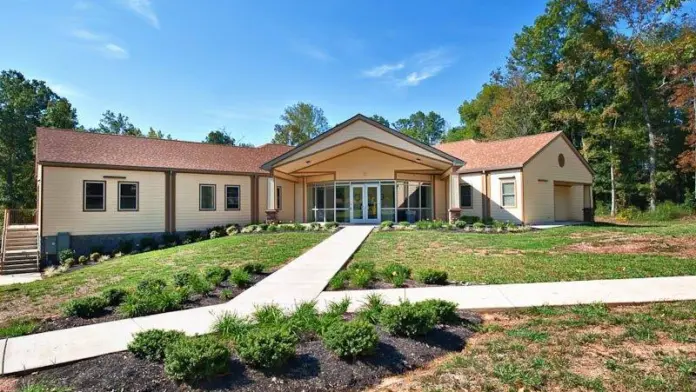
[[0, 209, 8, 271]]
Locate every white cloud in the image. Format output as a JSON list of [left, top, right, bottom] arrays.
[[295, 43, 334, 62], [122, 0, 160, 29], [71, 28, 105, 41], [362, 62, 404, 78], [399, 66, 445, 86], [101, 43, 129, 59]]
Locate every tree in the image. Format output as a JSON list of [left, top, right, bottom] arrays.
[[146, 127, 171, 139], [0, 70, 76, 208], [271, 102, 329, 146], [93, 110, 142, 136], [477, 76, 544, 139], [392, 111, 446, 145], [454, 82, 507, 141], [203, 128, 235, 145], [369, 114, 390, 128]]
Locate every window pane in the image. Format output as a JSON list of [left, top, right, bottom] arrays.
[[85, 182, 104, 197], [120, 183, 136, 197], [316, 187, 325, 209], [325, 210, 334, 222], [336, 209, 349, 223], [85, 182, 104, 210], [381, 209, 395, 222], [326, 185, 335, 209], [503, 195, 516, 207], [420, 185, 431, 208], [460, 185, 472, 207], [421, 209, 432, 220], [381, 184, 395, 208], [397, 209, 407, 222], [335, 186, 348, 208], [502, 182, 515, 195], [408, 183, 419, 208], [120, 197, 136, 210], [397, 182, 407, 209], [201, 185, 215, 210], [226, 186, 240, 209], [85, 196, 104, 210]]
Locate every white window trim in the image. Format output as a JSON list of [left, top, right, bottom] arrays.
[[118, 181, 139, 212], [83, 180, 106, 212], [199, 184, 216, 211], [501, 180, 517, 208], [225, 185, 241, 211]]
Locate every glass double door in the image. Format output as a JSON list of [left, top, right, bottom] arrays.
[[350, 184, 380, 224]]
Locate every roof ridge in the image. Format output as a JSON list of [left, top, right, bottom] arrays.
[[36, 127, 264, 150]]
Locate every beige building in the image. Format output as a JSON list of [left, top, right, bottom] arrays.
[[34, 114, 593, 257]]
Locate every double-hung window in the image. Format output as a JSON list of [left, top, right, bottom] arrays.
[[118, 182, 138, 211], [200, 184, 216, 211], [225, 185, 240, 210], [460, 184, 472, 208], [84, 181, 106, 211], [501, 180, 516, 207]]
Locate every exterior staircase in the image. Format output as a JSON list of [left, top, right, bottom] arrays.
[[1, 210, 40, 275]]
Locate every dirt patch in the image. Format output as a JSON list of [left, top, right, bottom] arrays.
[[16, 322, 478, 392], [562, 235, 696, 258]]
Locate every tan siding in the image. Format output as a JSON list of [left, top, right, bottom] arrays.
[[175, 173, 252, 231], [294, 182, 303, 222], [459, 173, 484, 220], [489, 170, 523, 223], [275, 177, 295, 222], [297, 148, 433, 180], [305, 174, 334, 183], [523, 136, 593, 223], [434, 177, 447, 221], [257, 176, 268, 222], [42, 166, 166, 236]]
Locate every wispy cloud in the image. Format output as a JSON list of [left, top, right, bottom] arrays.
[[362, 47, 454, 87], [71, 28, 105, 41], [121, 0, 160, 29], [101, 43, 129, 59], [47, 81, 87, 99], [295, 43, 334, 62], [362, 63, 404, 78]]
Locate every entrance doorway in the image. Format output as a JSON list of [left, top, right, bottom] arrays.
[[350, 183, 380, 224]]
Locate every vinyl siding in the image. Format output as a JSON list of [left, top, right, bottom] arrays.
[[294, 182, 303, 222], [257, 176, 268, 221], [489, 170, 523, 223], [523, 136, 593, 223], [175, 173, 252, 231], [459, 173, 484, 220], [42, 166, 166, 236], [434, 177, 447, 221], [275, 177, 295, 222]]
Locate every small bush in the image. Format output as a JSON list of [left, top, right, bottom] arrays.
[[209, 230, 221, 239], [348, 261, 376, 277], [267, 224, 279, 232], [324, 222, 339, 230], [173, 271, 195, 288], [458, 215, 480, 224], [62, 258, 75, 267], [379, 301, 437, 337], [324, 297, 351, 318], [229, 268, 251, 288], [128, 329, 185, 362], [164, 336, 230, 382], [380, 220, 394, 229], [185, 273, 214, 295], [382, 263, 410, 287], [212, 312, 252, 341], [220, 288, 234, 300], [235, 326, 298, 369], [58, 249, 75, 264], [253, 304, 286, 325], [77, 255, 89, 265], [204, 266, 231, 286], [185, 230, 202, 243], [419, 299, 459, 324], [473, 221, 485, 229], [226, 225, 240, 236], [355, 294, 386, 324], [137, 278, 167, 292], [162, 232, 179, 246], [322, 320, 378, 360], [241, 262, 264, 274], [454, 220, 467, 229], [328, 270, 349, 290], [117, 239, 135, 254], [102, 287, 128, 306], [350, 268, 374, 288], [119, 282, 187, 318], [287, 301, 320, 338], [89, 252, 101, 262], [415, 268, 448, 285], [398, 221, 411, 227], [139, 236, 157, 251], [63, 296, 109, 318]]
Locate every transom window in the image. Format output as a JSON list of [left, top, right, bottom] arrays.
[[460, 184, 472, 208], [200, 184, 216, 211], [276, 186, 283, 210], [84, 181, 106, 211], [118, 182, 138, 211], [501, 180, 517, 207], [225, 185, 240, 210]]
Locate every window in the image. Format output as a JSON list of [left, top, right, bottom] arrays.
[[501, 180, 516, 207], [276, 186, 282, 210], [225, 185, 240, 210], [118, 182, 138, 211], [84, 181, 106, 211], [460, 184, 472, 208], [199, 184, 216, 211], [558, 153, 566, 167]]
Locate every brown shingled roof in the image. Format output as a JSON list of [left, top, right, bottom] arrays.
[[36, 128, 294, 174], [435, 131, 563, 173]]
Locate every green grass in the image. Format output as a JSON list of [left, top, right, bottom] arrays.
[[0, 232, 328, 323], [0, 317, 39, 338], [349, 221, 696, 284]]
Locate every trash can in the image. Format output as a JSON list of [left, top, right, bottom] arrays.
[[406, 210, 417, 224]]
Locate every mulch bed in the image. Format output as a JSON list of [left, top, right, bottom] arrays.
[[18, 311, 480, 392], [29, 272, 270, 335], [326, 279, 474, 291]]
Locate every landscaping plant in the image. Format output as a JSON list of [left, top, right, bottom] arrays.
[[420, 299, 459, 324], [118, 280, 187, 317], [355, 293, 386, 324], [77, 255, 88, 265], [415, 268, 449, 285], [63, 296, 109, 318], [234, 325, 298, 369], [101, 287, 128, 307], [322, 319, 378, 360], [57, 249, 75, 264], [382, 263, 410, 287], [327, 270, 349, 290], [228, 268, 251, 288], [379, 301, 437, 337], [128, 329, 185, 362], [211, 312, 252, 342], [241, 262, 264, 274], [287, 301, 321, 338], [164, 335, 230, 382], [204, 266, 231, 286], [253, 304, 286, 325]]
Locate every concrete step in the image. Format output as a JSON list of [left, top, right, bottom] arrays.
[[2, 260, 37, 268], [4, 249, 39, 255], [1, 266, 39, 274]]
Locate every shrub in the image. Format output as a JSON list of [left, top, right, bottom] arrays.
[[350, 268, 374, 288], [164, 336, 230, 382], [241, 225, 257, 233], [398, 221, 411, 227], [473, 221, 486, 229], [379, 301, 437, 337], [209, 230, 221, 239], [212, 312, 252, 341], [328, 270, 349, 290], [102, 287, 128, 306], [348, 261, 376, 276], [287, 301, 320, 338], [324, 297, 351, 318], [459, 215, 480, 225], [419, 299, 459, 324], [185, 274, 214, 295], [322, 320, 378, 360], [415, 269, 448, 285], [380, 220, 394, 229], [118, 281, 187, 317], [63, 296, 109, 318], [225, 225, 240, 236], [235, 326, 297, 369], [117, 239, 135, 254], [415, 220, 433, 230], [324, 222, 339, 230], [173, 271, 195, 288], [355, 294, 386, 324], [253, 304, 286, 325], [204, 266, 231, 286], [137, 278, 167, 292], [267, 224, 279, 232], [89, 252, 101, 262], [58, 249, 75, 264], [308, 222, 321, 231], [229, 268, 251, 288], [185, 230, 202, 243], [139, 236, 157, 251], [382, 263, 410, 287], [62, 258, 75, 268], [162, 232, 179, 246], [128, 329, 185, 362], [241, 262, 264, 274], [77, 255, 88, 265], [220, 289, 234, 301]]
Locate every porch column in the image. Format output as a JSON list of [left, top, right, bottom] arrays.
[[448, 174, 461, 223], [265, 176, 278, 223]]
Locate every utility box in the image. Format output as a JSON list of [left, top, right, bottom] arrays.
[[44, 236, 57, 255]]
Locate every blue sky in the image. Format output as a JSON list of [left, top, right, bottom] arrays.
[[2, 0, 548, 145]]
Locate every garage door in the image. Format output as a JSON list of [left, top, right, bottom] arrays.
[[554, 185, 571, 221]]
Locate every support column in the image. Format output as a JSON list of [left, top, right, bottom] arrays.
[[265, 176, 278, 223], [448, 173, 461, 223]]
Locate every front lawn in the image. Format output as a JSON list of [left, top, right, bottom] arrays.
[[349, 221, 696, 285], [377, 301, 696, 392], [0, 232, 329, 325]]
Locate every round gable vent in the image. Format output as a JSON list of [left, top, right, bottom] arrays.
[[558, 153, 565, 168]]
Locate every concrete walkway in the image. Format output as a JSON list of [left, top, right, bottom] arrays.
[[316, 275, 696, 312], [0, 273, 41, 286], [0, 226, 374, 375]]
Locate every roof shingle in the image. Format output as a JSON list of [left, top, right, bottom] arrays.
[[36, 128, 294, 174], [435, 131, 563, 173]]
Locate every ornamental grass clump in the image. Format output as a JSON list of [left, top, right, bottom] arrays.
[[211, 312, 252, 342], [382, 263, 411, 287]]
